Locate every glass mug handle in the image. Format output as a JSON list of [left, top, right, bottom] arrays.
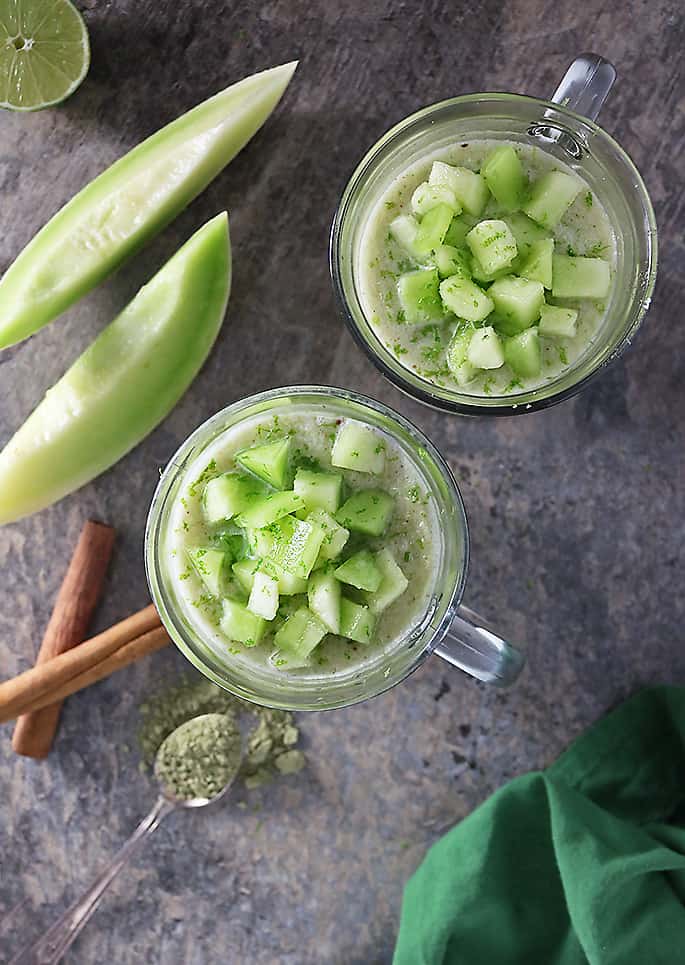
[[433, 604, 525, 688], [530, 53, 616, 157]]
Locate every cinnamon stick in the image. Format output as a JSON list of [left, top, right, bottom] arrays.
[[0, 604, 161, 726], [7, 626, 170, 721], [12, 520, 115, 759]]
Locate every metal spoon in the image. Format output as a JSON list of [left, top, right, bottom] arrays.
[[11, 714, 243, 965]]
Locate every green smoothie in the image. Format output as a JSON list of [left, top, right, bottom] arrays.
[[164, 403, 441, 677], [357, 139, 616, 396]]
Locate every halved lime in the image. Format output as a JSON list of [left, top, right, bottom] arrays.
[[0, 0, 90, 111]]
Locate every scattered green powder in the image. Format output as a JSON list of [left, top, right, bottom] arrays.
[[155, 714, 242, 801], [138, 674, 305, 790]]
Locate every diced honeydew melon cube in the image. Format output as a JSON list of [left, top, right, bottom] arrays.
[[336, 489, 394, 537], [203, 473, 264, 524], [439, 275, 494, 323], [220, 598, 266, 647], [481, 146, 526, 211], [466, 220, 518, 275], [334, 549, 383, 592], [271, 564, 308, 596], [186, 547, 229, 598], [443, 214, 476, 248], [332, 420, 385, 474], [274, 606, 327, 661], [519, 238, 554, 289], [388, 214, 425, 262], [411, 182, 461, 217], [552, 255, 611, 299], [433, 244, 471, 279], [397, 268, 444, 323], [466, 327, 505, 369], [446, 331, 477, 385], [503, 329, 542, 379], [247, 570, 280, 621], [265, 515, 326, 579], [429, 162, 489, 216], [340, 598, 375, 644], [365, 549, 409, 614], [469, 254, 516, 285], [307, 509, 349, 560], [523, 170, 582, 229], [293, 469, 343, 514], [235, 490, 305, 529], [232, 557, 259, 594], [488, 276, 545, 332], [245, 526, 274, 558], [307, 569, 341, 634], [503, 212, 551, 258], [236, 438, 291, 490], [414, 203, 454, 255], [538, 303, 579, 338]]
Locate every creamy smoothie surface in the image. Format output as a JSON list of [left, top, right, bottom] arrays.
[[356, 139, 616, 397], [163, 402, 443, 680]]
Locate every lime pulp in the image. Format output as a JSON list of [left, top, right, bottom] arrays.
[[0, 0, 90, 111]]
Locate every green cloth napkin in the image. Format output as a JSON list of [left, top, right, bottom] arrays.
[[394, 687, 685, 965]]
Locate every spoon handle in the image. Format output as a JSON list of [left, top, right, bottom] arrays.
[[11, 796, 177, 965]]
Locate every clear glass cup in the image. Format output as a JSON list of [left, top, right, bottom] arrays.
[[145, 386, 524, 711], [330, 54, 658, 415]]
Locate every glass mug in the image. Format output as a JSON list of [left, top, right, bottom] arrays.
[[145, 387, 524, 711], [330, 54, 658, 415]]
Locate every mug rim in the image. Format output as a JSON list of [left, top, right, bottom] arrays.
[[329, 90, 658, 417], [145, 385, 470, 711]]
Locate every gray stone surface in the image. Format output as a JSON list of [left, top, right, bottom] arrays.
[[1, 1, 683, 962]]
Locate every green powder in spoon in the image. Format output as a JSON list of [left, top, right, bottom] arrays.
[[138, 674, 305, 789], [155, 713, 242, 801]]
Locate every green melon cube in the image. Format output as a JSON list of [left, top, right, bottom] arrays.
[[503, 329, 542, 379], [466, 327, 504, 369], [552, 255, 611, 299], [388, 213, 424, 261], [414, 203, 454, 255], [264, 515, 326, 579], [307, 569, 341, 634], [429, 162, 489, 216], [503, 212, 552, 258], [481, 146, 526, 211], [307, 509, 349, 560], [236, 438, 291, 490], [247, 570, 280, 621], [446, 331, 477, 385], [523, 170, 582, 228], [293, 469, 343, 513], [365, 549, 409, 614], [186, 547, 229, 598], [433, 244, 471, 279], [466, 220, 518, 275], [202, 473, 264, 524], [439, 275, 494, 323], [336, 489, 394, 537], [274, 606, 327, 663], [232, 557, 259, 594], [469, 254, 517, 285], [397, 268, 444, 323], [538, 303, 579, 338], [340, 599, 375, 644], [235, 490, 305, 529], [488, 276, 545, 332], [411, 182, 461, 217], [332, 420, 386, 474], [334, 549, 383, 592], [272, 565, 308, 596], [519, 238, 554, 289], [220, 598, 266, 647], [443, 214, 476, 248]]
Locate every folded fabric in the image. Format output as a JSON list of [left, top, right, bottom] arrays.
[[394, 687, 685, 965]]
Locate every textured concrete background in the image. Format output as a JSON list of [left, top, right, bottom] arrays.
[[1, 1, 683, 962]]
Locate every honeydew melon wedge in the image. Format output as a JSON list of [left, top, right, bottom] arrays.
[[0, 62, 296, 349], [0, 213, 231, 525]]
